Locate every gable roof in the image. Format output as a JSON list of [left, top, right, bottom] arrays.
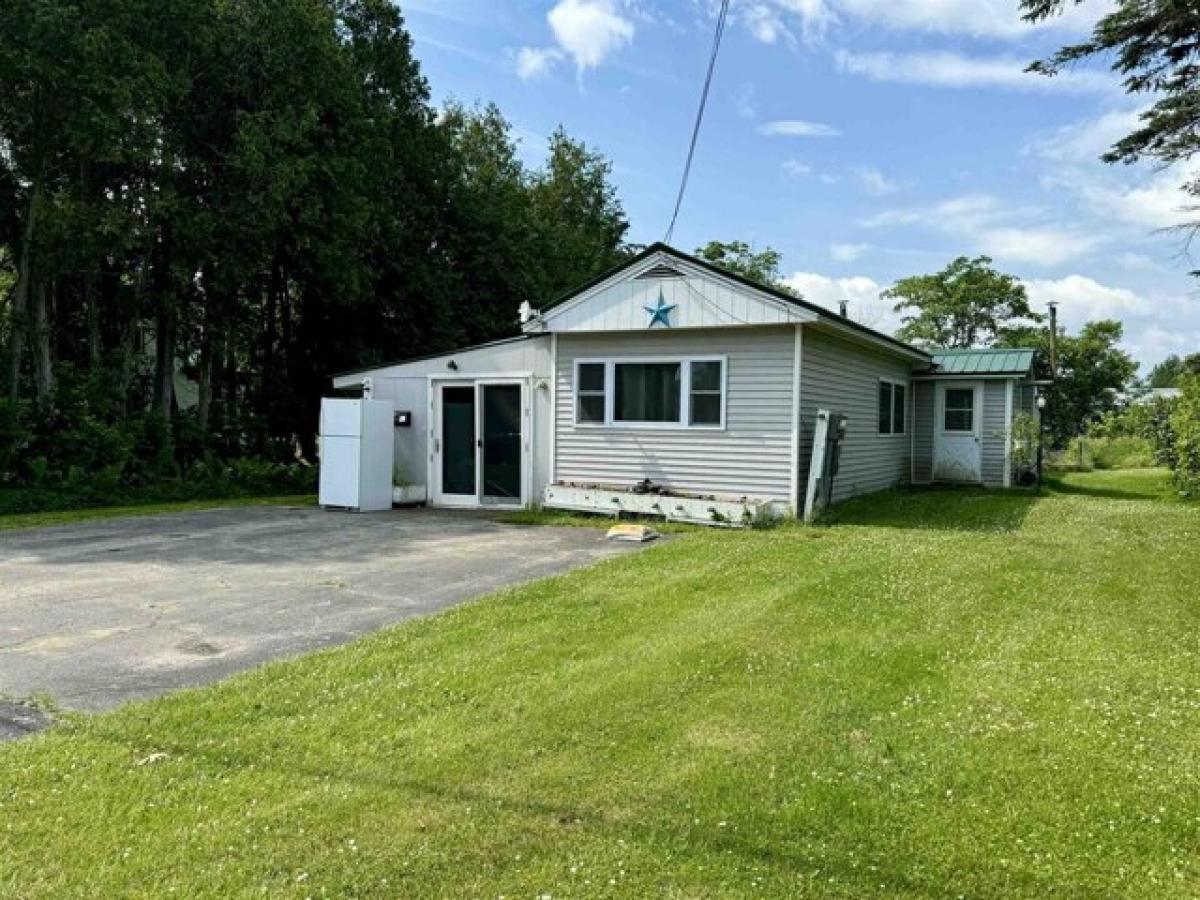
[[534, 242, 931, 362], [929, 348, 1036, 376]]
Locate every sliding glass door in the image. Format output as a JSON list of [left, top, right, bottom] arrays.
[[434, 380, 525, 507]]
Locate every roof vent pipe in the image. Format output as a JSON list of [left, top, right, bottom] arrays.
[[838, 299, 848, 318]]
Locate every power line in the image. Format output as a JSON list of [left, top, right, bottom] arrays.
[[664, 0, 731, 245]]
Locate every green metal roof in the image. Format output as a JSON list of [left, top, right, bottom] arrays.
[[929, 348, 1036, 376]]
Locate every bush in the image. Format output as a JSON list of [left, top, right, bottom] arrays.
[[0, 458, 316, 516], [1170, 377, 1200, 495], [1055, 436, 1157, 471], [0, 363, 317, 515], [1088, 395, 1179, 469]]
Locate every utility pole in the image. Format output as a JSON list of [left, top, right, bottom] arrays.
[[1047, 302, 1059, 381]]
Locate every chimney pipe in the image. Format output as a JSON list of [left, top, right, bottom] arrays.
[[838, 299, 848, 318], [1047, 302, 1058, 380]]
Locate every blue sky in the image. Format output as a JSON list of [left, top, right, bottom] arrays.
[[404, 0, 1199, 371]]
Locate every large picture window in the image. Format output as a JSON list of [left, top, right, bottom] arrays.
[[575, 357, 724, 429], [615, 362, 681, 423], [878, 380, 907, 435]]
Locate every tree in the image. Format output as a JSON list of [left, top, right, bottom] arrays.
[[1147, 354, 1188, 388], [694, 240, 799, 297], [1022, 1, 1200, 238], [999, 320, 1138, 446], [885, 256, 1041, 348], [528, 128, 630, 305], [0, 0, 634, 486]]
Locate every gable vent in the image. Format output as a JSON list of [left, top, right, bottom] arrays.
[[635, 263, 686, 280]]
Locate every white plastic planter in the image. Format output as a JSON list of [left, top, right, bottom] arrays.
[[543, 484, 784, 528]]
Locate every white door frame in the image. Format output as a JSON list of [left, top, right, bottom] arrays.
[[429, 375, 531, 509], [934, 380, 983, 483]]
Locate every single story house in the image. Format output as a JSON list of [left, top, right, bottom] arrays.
[[332, 243, 1041, 520]]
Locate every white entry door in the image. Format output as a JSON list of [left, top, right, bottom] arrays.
[[431, 380, 528, 508], [934, 382, 983, 483]]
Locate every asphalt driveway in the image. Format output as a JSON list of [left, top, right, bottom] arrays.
[[0, 505, 639, 731]]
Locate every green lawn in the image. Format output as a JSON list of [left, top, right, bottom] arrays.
[[2, 471, 1198, 897], [0, 494, 317, 532]]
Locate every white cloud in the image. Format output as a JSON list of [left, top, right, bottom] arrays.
[[983, 227, 1104, 266], [1021, 275, 1200, 368], [860, 192, 998, 230], [547, 0, 635, 73], [1024, 274, 1153, 326], [739, 0, 837, 43], [1126, 324, 1200, 370], [783, 271, 901, 332], [782, 158, 813, 178], [515, 46, 563, 81], [741, 0, 1108, 42], [1026, 109, 1143, 163], [861, 193, 1103, 265], [1028, 110, 1198, 233], [1047, 167, 1195, 232], [835, 50, 1115, 93], [735, 82, 758, 119], [853, 166, 899, 195], [830, 242, 870, 262], [758, 119, 841, 138], [1117, 252, 1158, 271]]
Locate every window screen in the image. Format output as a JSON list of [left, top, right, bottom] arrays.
[[615, 363, 681, 423], [944, 388, 975, 432]]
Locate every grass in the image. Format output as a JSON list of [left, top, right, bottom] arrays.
[[0, 494, 316, 532], [2, 471, 1198, 897]]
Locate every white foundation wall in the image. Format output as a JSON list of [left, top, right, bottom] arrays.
[[331, 337, 554, 502]]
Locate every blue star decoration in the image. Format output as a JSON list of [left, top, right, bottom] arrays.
[[644, 291, 677, 328]]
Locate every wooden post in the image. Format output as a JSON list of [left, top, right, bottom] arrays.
[[1047, 302, 1059, 381]]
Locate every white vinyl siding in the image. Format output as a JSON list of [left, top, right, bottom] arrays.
[[912, 381, 936, 484], [555, 328, 795, 503], [331, 336, 554, 504], [981, 380, 1008, 487], [800, 328, 916, 503]]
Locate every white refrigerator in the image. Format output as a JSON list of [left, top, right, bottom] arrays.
[[318, 398, 395, 511]]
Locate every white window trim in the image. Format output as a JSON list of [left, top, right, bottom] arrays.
[[941, 385, 978, 435], [877, 377, 909, 437], [574, 360, 607, 426], [572, 355, 727, 431]]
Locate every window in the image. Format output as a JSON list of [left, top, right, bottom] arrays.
[[574, 357, 724, 428], [689, 360, 723, 425], [616, 362, 681, 423], [576, 362, 606, 424], [878, 380, 907, 435], [943, 388, 975, 433]]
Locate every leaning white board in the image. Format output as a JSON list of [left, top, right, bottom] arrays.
[[804, 409, 832, 523]]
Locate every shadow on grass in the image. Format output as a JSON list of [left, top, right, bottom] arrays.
[[829, 485, 1038, 534]]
